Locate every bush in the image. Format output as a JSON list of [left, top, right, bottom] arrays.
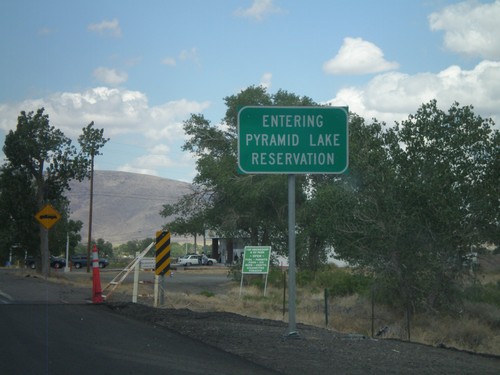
[[199, 290, 215, 298], [267, 267, 286, 286], [443, 318, 491, 350], [297, 269, 316, 286], [227, 262, 242, 281], [463, 283, 500, 308], [463, 301, 500, 328], [324, 270, 371, 297], [297, 267, 371, 297]]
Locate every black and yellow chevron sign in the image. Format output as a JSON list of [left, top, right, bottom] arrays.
[[155, 230, 171, 276]]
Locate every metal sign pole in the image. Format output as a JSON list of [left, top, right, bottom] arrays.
[[153, 275, 159, 307], [236, 106, 348, 339], [132, 251, 139, 303], [287, 174, 298, 338], [160, 275, 165, 306]]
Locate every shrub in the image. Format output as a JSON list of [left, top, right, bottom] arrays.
[[227, 262, 242, 281], [443, 318, 491, 350], [199, 290, 215, 298], [463, 283, 500, 307], [323, 270, 371, 297], [267, 267, 286, 286], [463, 301, 500, 328], [297, 269, 316, 286], [297, 267, 371, 297]]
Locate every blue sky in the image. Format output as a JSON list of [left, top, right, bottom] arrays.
[[1, 0, 499, 182]]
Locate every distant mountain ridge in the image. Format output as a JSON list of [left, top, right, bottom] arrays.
[[68, 170, 192, 245]]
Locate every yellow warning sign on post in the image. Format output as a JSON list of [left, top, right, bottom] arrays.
[[35, 204, 61, 230], [155, 231, 171, 276]]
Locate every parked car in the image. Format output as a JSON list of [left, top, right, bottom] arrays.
[[71, 255, 109, 269], [177, 254, 217, 266], [25, 256, 66, 269]]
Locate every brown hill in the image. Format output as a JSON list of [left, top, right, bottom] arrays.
[[68, 170, 192, 245]]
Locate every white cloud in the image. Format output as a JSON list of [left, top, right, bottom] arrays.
[[234, 0, 283, 21], [117, 144, 197, 181], [323, 37, 399, 75], [88, 19, 122, 37], [120, 153, 174, 173], [179, 47, 201, 66], [0, 87, 211, 140], [179, 48, 197, 61], [429, 0, 500, 59], [93, 67, 128, 86], [161, 57, 176, 66], [117, 164, 160, 177], [326, 60, 500, 126], [260, 72, 272, 89], [162, 48, 200, 67], [0, 87, 209, 180], [38, 27, 54, 36]]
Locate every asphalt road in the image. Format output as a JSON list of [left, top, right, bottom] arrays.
[[0, 270, 280, 375]]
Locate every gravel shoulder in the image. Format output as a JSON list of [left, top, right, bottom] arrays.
[[108, 302, 500, 375]]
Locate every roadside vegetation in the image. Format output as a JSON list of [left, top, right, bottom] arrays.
[[124, 258, 499, 356], [1, 86, 498, 354], [162, 86, 499, 319]]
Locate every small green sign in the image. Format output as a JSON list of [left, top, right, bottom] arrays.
[[238, 106, 348, 174], [242, 246, 271, 274]]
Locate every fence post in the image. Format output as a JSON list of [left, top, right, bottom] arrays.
[[282, 271, 287, 319], [324, 288, 329, 328], [406, 304, 411, 342], [371, 287, 375, 338]]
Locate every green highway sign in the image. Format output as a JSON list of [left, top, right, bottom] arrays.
[[242, 246, 271, 274], [238, 106, 348, 174]]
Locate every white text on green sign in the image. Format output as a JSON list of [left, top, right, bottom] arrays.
[[242, 246, 271, 274], [238, 106, 348, 174]]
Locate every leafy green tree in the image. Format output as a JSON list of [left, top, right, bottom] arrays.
[[1, 108, 108, 276], [115, 238, 155, 257], [317, 101, 499, 311], [95, 238, 113, 258], [160, 184, 209, 244], [48, 215, 83, 257], [0, 165, 39, 262], [161, 87, 313, 256]]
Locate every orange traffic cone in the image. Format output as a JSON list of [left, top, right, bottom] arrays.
[[92, 245, 104, 303]]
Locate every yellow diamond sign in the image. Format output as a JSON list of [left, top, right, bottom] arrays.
[[35, 204, 61, 230]]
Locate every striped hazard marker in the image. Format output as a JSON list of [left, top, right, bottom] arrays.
[[155, 231, 171, 276]]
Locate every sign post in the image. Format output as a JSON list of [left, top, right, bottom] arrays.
[[238, 106, 349, 338]]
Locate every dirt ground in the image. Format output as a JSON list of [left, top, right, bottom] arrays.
[[107, 301, 500, 375]]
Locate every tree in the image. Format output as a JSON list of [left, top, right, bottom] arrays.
[[161, 87, 313, 256], [48, 200, 83, 257], [95, 238, 113, 258], [115, 238, 155, 257], [316, 101, 499, 311], [1, 108, 108, 276], [0, 165, 39, 262]]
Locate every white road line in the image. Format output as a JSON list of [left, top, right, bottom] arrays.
[[0, 289, 13, 304]]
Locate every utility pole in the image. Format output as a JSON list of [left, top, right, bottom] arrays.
[[86, 149, 94, 273]]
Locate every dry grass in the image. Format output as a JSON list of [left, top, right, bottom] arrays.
[[142, 282, 500, 357], [40, 266, 500, 357]]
